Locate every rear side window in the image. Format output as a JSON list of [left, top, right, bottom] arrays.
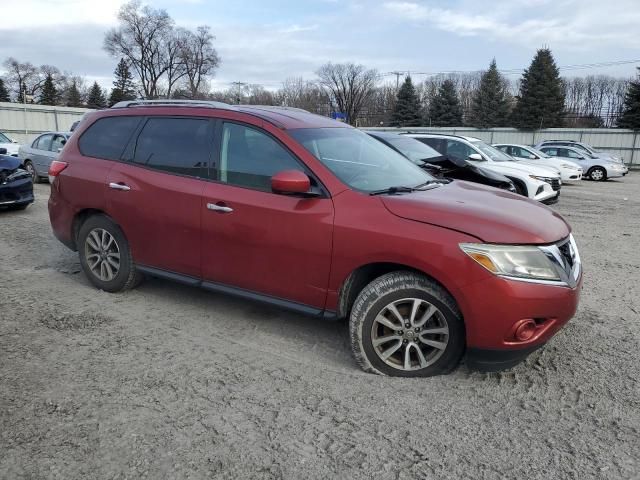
[[79, 116, 142, 161], [132, 117, 212, 177]]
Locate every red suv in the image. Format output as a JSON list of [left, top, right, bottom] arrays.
[[48, 101, 582, 377]]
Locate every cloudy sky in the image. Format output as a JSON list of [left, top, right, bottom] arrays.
[[1, 0, 639, 91]]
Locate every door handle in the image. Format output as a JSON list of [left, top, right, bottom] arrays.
[[207, 202, 233, 213], [109, 182, 131, 191]]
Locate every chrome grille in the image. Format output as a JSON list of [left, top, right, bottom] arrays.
[[539, 234, 581, 288]]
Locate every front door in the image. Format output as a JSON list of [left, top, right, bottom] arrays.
[[201, 121, 334, 309], [106, 116, 215, 278]]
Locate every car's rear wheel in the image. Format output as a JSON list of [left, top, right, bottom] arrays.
[[23, 160, 40, 183], [349, 271, 465, 377], [588, 167, 606, 181], [77, 215, 142, 292]]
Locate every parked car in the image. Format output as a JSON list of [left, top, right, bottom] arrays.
[[538, 145, 627, 181], [493, 143, 583, 182], [366, 131, 516, 192], [534, 139, 626, 165], [19, 132, 71, 183], [405, 133, 561, 203], [0, 154, 34, 210], [48, 100, 582, 377], [0, 131, 20, 157]]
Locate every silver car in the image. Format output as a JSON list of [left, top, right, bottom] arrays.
[[18, 132, 70, 183], [538, 145, 627, 181]]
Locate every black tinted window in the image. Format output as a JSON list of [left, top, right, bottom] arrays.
[[219, 122, 301, 190], [418, 137, 447, 154], [132, 117, 212, 177], [79, 116, 142, 160]]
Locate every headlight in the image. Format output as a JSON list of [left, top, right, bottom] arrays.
[[561, 163, 578, 170], [459, 243, 561, 281]]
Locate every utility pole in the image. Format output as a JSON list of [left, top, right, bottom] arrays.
[[390, 72, 404, 90], [230, 81, 247, 104]]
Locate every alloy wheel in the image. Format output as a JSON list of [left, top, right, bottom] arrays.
[[84, 228, 121, 282], [25, 162, 36, 182], [371, 298, 449, 371], [590, 168, 605, 181]]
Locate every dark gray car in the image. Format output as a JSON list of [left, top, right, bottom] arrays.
[[18, 132, 70, 183]]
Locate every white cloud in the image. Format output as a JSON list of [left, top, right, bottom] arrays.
[[0, 0, 124, 29]]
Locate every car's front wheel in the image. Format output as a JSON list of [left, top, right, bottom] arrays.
[[349, 271, 465, 377], [77, 215, 142, 292], [588, 166, 607, 181], [23, 160, 40, 183]]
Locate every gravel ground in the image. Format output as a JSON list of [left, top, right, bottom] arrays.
[[1, 178, 639, 480]]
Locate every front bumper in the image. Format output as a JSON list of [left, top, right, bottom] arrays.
[[0, 176, 34, 207], [457, 268, 582, 371], [532, 182, 558, 203]]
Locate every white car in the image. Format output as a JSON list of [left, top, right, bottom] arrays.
[[405, 133, 561, 204], [0, 131, 20, 157], [493, 144, 583, 183]]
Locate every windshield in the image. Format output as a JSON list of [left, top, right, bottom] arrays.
[[0, 132, 11, 143], [382, 136, 442, 164], [470, 140, 514, 162], [290, 128, 435, 192]]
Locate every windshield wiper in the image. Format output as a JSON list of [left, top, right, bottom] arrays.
[[369, 186, 416, 196]]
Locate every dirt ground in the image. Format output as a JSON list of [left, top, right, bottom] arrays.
[[1, 177, 639, 480]]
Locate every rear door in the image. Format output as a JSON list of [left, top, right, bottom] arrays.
[[106, 116, 214, 278], [200, 120, 334, 309]]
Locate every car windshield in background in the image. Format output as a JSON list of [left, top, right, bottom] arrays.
[[472, 141, 514, 162], [0, 132, 11, 143], [290, 128, 435, 192], [384, 136, 442, 164], [528, 146, 551, 158]]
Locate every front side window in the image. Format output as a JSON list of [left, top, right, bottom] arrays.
[[446, 140, 476, 161], [133, 117, 211, 177], [219, 122, 303, 191], [79, 116, 142, 161], [384, 136, 442, 164], [34, 134, 53, 151], [0, 132, 12, 143], [542, 148, 559, 157], [290, 127, 434, 192]]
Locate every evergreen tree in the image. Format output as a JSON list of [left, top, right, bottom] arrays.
[[108, 58, 136, 106], [87, 81, 107, 109], [65, 80, 83, 107], [618, 68, 640, 129], [469, 59, 511, 127], [427, 80, 462, 126], [0, 78, 9, 102], [511, 48, 565, 129], [39, 73, 59, 106], [391, 76, 422, 127]]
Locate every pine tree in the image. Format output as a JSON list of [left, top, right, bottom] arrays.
[[87, 82, 107, 109], [469, 59, 511, 127], [0, 78, 9, 102], [108, 58, 136, 106], [618, 68, 640, 129], [511, 48, 565, 129], [391, 76, 422, 127], [65, 80, 83, 107], [427, 80, 462, 126], [39, 73, 59, 106]]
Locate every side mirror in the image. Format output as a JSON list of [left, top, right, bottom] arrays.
[[61, 139, 67, 146], [578, 156, 585, 160], [57, 148, 63, 153], [529, 154, 537, 160], [468, 153, 484, 162], [271, 170, 312, 195]]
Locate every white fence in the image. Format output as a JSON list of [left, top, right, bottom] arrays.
[[367, 127, 640, 166], [0, 102, 91, 144]]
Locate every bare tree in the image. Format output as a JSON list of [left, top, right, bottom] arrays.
[[278, 77, 329, 114], [316, 63, 378, 125], [104, 0, 174, 99], [3, 57, 39, 101], [178, 26, 220, 99]]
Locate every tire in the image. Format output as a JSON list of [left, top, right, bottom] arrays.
[[349, 271, 465, 377], [23, 160, 40, 184], [510, 178, 528, 197], [77, 214, 142, 292], [588, 166, 607, 182]]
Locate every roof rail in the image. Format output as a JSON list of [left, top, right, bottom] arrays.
[[111, 99, 235, 110]]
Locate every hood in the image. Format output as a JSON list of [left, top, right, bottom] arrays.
[[0, 142, 20, 155], [380, 180, 570, 244], [484, 161, 560, 177], [0, 154, 22, 171]]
